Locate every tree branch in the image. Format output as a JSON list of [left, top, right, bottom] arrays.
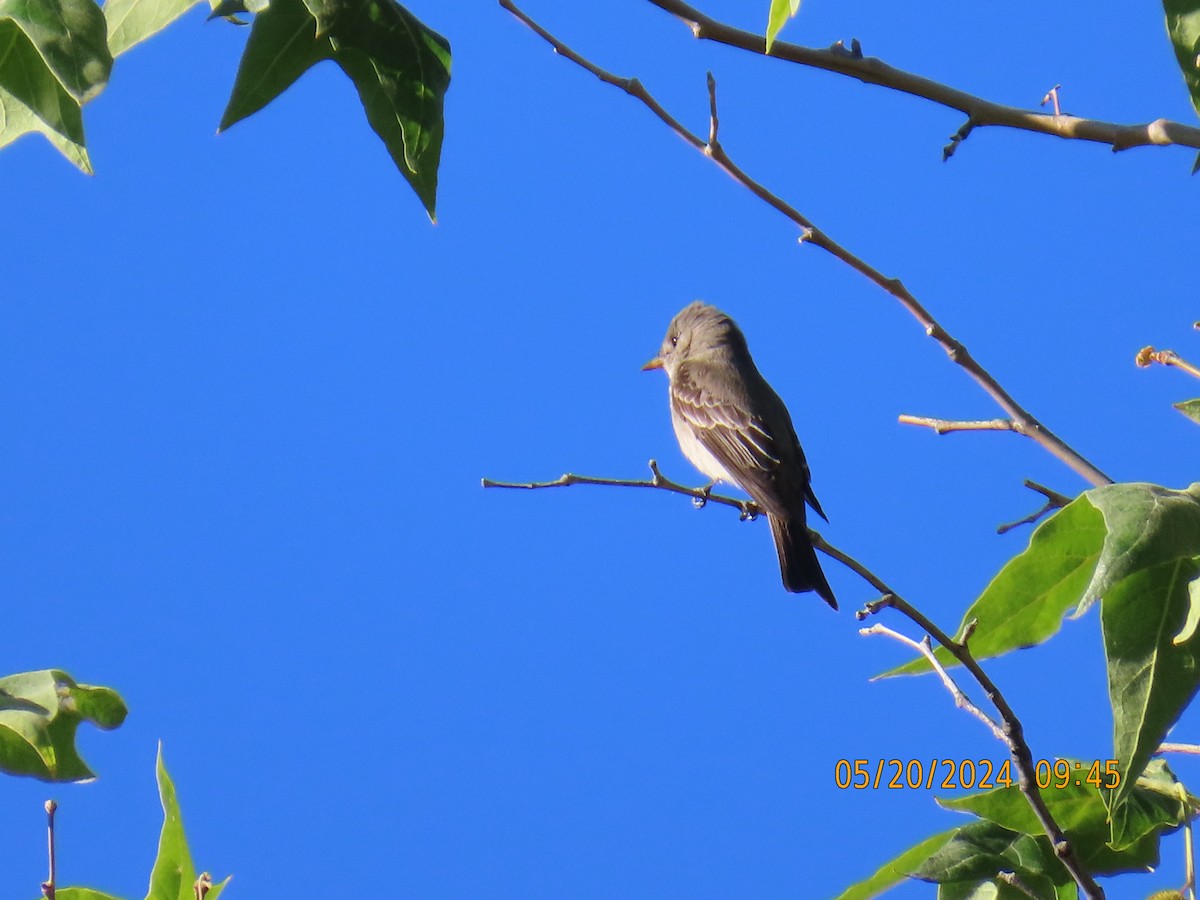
[[645, 0, 1200, 159], [859, 624, 1006, 742], [858, 594, 1105, 899], [996, 479, 1072, 535], [482, 459, 761, 519], [898, 415, 1016, 435], [483, 460, 1103, 896], [1137, 346, 1200, 382], [498, 0, 1112, 487]]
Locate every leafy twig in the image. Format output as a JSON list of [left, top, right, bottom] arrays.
[[41, 800, 56, 900], [482, 461, 1103, 897], [498, 0, 1112, 487], [644, 0, 1200, 159]]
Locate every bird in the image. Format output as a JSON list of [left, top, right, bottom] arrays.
[[642, 301, 836, 608]]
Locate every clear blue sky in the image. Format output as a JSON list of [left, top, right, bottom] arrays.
[[3, 1, 1198, 897]]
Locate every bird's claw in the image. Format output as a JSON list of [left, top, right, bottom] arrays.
[[691, 481, 716, 509]]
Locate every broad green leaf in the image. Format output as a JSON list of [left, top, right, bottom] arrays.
[[0, 670, 126, 781], [881, 496, 1102, 677], [56, 746, 230, 900], [327, 0, 449, 219], [1163, 0, 1200, 119], [0, 20, 86, 141], [913, 820, 1068, 886], [1174, 398, 1200, 423], [835, 828, 958, 900], [146, 745, 231, 900], [1086, 483, 1200, 805], [103, 0, 202, 57], [219, 0, 450, 219], [939, 766, 1170, 874], [765, 0, 800, 52], [1108, 759, 1188, 849], [0, 0, 111, 101], [0, 80, 89, 169], [218, 0, 331, 130]]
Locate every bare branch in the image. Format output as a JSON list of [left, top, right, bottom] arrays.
[[1039, 84, 1063, 118], [857, 594, 1104, 899], [860, 624, 1006, 742], [482, 460, 761, 519], [898, 415, 1016, 435], [996, 479, 1072, 535], [645, 0, 1200, 159], [498, 0, 1111, 487], [42, 800, 56, 900], [1159, 742, 1200, 756], [1137, 346, 1200, 382]]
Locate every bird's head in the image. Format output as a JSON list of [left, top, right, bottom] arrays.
[[642, 301, 747, 376]]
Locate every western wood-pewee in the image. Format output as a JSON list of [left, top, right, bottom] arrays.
[[643, 301, 836, 608]]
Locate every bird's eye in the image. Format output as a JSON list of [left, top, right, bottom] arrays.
[[670, 334, 678, 347]]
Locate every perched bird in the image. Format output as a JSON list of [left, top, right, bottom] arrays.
[[642, 301, 836, 608]]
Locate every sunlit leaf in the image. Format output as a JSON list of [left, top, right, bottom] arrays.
[[881, 496, 1102, 678], [765, 0, 800, 52], [1163, 0, 1200, 120], [0, 669, 125, 781]]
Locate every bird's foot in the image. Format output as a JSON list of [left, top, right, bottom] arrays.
[[691, 481, 717, 509]]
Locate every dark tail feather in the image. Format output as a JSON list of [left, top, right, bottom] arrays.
[[768, 515, 837, 609]]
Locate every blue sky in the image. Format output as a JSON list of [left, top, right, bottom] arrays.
[[3, 0, 1199, 897]]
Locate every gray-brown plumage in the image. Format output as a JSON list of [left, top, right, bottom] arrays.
[[643, 301, 836, 608]]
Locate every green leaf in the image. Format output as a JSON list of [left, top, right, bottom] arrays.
[[881, 496, 1103, 677], [219, 0, 450, 220], [936, 878, 1058, 899], [1174, 398, 1200, 423], [0, 0, 111, 101], [914, 820, 1067, 885], [145, 744, 232, 900], [765, 0, 800, 52], [57, 890, 126, 900], [0, 21, 90, 168], [218, 0, 331, 130], [0, 669, 126, 781], [1108, 758, 1189, 849], [939, 764, 1172, 874], [327, 0, 449, 220], [834, 828, 958, 900], [1163, 0, 1200, 120], [1086, 483, 1200, 805], [103, 0, 202, 57]]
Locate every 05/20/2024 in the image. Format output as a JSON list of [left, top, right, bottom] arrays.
[[833, 758, 1121, 791]]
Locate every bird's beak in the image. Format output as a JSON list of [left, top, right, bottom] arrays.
[[641, 356, 663, 372]]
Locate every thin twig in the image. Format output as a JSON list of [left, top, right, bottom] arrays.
[[41, 800, 56, 900], [898, 415, 1016, 435], [498, 0, 1111, 488], [996, 479, 1072, 535], [859, 624, 1006, 742], [482, 459, 761, 519], [1159, 743, 1200, 756], [1039, 85, 1063, 118], [1137, 346, 1200, 381], [858, 594, 1104, 898], [644, 0, 1200, 159]]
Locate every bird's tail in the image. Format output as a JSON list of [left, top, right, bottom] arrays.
[[768, 514, 837, 609]]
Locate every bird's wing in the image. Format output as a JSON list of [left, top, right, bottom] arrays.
[[670, 362, 792, 517]]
